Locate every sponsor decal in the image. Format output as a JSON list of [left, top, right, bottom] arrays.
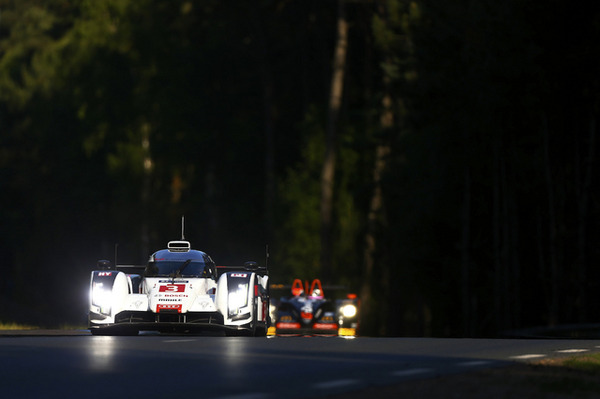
[[98, 272, 112, 276], [276, 322, 301, 329], [262, 301, 268, 321], [338, 328, 356, 336], [159, 284, 186, 292], [157, 304, 182, 313], [230, 273, 248, 278], [313, 323, 338, 330], [300, 311, 313, 320]]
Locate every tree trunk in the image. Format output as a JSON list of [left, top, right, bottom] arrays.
[[249, 5, 276, 248], [140, 121, 153, 259], [460, 167, 471, 336], [492, 134, 502, 330], [542, 113, 559, 326], [320, 0, 348, 284], [575, 116, 596, 321]]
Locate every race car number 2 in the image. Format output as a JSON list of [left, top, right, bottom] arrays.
[[159, 284, 186, 293]]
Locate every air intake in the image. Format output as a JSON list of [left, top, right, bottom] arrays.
[[167, 241, 191, 252]]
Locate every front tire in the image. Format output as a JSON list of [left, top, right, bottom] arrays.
[[251, 301, 267, 337]]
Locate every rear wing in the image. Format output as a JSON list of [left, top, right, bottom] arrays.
[[115, 264, 146, 274], [94, 260, 145, 274], [270, 279, 354, 299], [217, 261, 268, 277], [95, 259, 268, 277]]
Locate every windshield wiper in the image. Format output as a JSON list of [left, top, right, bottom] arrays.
[[171, 259, 192, 282]]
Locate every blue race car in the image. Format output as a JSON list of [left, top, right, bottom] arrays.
[[273, 279, 358, 336]]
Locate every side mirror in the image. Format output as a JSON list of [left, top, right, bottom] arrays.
[[145, 262, 159, 276], [97, 259, 113, 270], [244, 261, 259, 271]]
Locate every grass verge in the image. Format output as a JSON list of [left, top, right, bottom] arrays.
[[329, 354, 600, 399], [0, 321, 37, 330]]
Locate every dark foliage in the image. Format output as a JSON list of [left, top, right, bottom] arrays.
[[0, 0, 598, 335]]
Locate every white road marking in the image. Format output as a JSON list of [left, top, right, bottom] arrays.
[[313, 379, 360, 390], [214, 394, 269, 399], [556, 349, 589, 353], [163, 339, 196, 343], [510, 354, 546, 360], [457, 360, 491, 367], [391, 368, 433, 377]]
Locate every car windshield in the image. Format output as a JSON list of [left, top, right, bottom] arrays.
[[145, 260, 207, 277]]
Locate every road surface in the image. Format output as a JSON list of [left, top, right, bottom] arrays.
[[1, 331, 599, 399]]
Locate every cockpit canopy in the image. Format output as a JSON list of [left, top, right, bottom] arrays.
[[145, 259, 215, 277], [145, 244, 216, 278]]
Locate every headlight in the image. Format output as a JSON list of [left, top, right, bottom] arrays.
[[228, 284, 249, 316], [91, 282, 112, 315], [340, 304, 357, 318]]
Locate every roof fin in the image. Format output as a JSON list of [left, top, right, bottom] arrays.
[[181, 215, 185, 240]]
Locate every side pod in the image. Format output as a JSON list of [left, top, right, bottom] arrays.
[[89, 270, 129, 326]]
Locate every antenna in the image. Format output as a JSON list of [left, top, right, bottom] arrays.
[[114, 243, 119, 267], [265, 244, 269, 269], [181, 216, 185, 240]]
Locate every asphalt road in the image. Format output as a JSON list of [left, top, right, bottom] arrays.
[[1, 331, 599, 399]]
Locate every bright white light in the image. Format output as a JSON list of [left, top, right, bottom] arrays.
[[87, 337, 116, 371], [228, 287, 247, 311], [341, 304, 357, 318], [92, 283, 112, 313]]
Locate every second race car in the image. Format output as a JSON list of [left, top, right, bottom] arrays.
[[272, 279, 359, 336]]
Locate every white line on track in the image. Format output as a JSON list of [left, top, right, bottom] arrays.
[[456, 360, 491, 367], [162, 339, 197, 343], [509, 354, 546, 360], [391, 368, 433, 377], [213, 394, 269, 399], [313, 379, 361, 390], [556, 349, 589, 353]]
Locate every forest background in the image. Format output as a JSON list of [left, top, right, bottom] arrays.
[[1, 0, 599, 337]]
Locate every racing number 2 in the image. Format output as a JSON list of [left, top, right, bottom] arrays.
[[159, 284, 186, 293]]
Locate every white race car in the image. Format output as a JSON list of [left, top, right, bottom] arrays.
[[88, 240, 269, 336]]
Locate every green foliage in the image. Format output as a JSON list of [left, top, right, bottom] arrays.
[[273, 104, 362, 286], [0, 321, 36, 330], [562, 355, 600, 374], [275, 108, 325, 281]]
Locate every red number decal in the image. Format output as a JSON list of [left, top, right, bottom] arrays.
[[159, 284, 185, 292]]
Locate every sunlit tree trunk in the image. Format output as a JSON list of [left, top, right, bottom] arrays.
[[263, 77, 275, 248], [361, 135, 390, 335], [140, 121, 153, 259], [361, 3, 393, 334], [320, 0, 348, 284]]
